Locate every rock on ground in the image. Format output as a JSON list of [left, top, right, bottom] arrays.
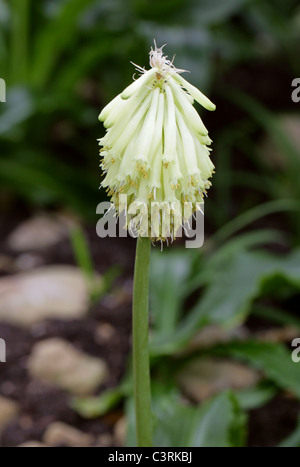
[[177, 357, 260, 402], [114, 416, 127, 447], [0, 396, 19, 434], [182, 325, 248, 354], [7, 214, 75, 252], [28, 338, 108, 395], [0, 266, 94, 326], [18, 441, 46, 447], [43, 422, 94, 447]]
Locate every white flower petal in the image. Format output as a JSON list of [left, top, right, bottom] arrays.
[[121, 68, 158, 99], [169, 78, 208, 136], [135, 87, 160, 167], [175, 108, 199, 175], [162, 84, 177, 164], [173, 74, 216, 111]]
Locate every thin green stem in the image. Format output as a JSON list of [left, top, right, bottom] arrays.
[[132, 236, 152, 447], [10, 0, 30, 84]]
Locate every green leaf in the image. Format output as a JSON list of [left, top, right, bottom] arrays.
[[212, 199, 300, 247], [150, 249, 300, 356], [223, 91, 300, 200], [189, 0, 252, 25], [0, 88, 33, 135], [70, 226, 94, 281], [125, 390, 246, 447], [201, 229, 285, 287], [150, 249, 195, 335], [278, 415, 300, 447], [253, 304, 300, 329], [72, 387, 124, 418], [55, 39, 112, 92], [234, 383, 277, 410], [31, 0, 97, 87], [0, 153, 96, 214], [10, 0, 30, 84], [214, 340, 300, 398], [70, 225, 105, 302], [152, 391, 246, 447]]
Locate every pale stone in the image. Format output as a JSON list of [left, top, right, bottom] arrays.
[[257, 326, 300, 343], [43, 422, 94, 447], [0, 254, 15, 273], [18, 441, 46, 447], [96, 433, 113, 447], [114, 416, 127, 447], [0, 266, 93, 326], [181, 325, 248, 354], [0, 396, 19, 434], [177, 358, 260, 402], [28, 338, 108, 395], [14, 253, 43, 272], [94, 323, 115, 344], [7, 214, 74, 252]]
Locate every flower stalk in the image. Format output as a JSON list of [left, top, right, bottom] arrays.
[[132, 236, 152, 447]]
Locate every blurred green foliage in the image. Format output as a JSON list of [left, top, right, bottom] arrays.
[[1, 0, 300, 222], [2, 0, 300, 447]]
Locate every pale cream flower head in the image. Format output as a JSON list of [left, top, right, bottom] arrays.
[[99, 42, 215, 242]]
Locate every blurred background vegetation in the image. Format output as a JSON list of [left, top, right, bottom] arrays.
[[1, 0, 299, 222], [1, 0, 300, 447]]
